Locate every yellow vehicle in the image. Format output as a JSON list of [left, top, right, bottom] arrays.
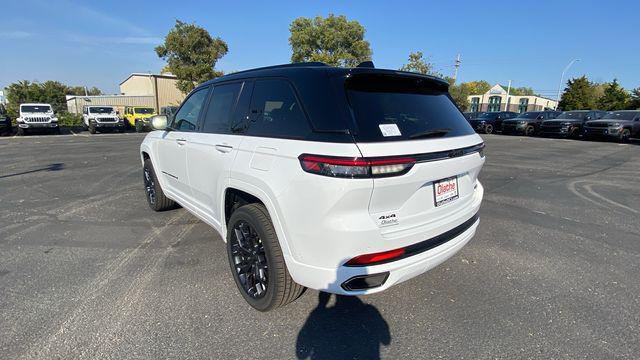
[[123, 106, 156, 132]]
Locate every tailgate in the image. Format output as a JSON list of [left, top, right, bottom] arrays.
[[356, 134, 484, 235]]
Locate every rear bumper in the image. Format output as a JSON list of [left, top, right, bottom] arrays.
[[285, 181, 484, 295]]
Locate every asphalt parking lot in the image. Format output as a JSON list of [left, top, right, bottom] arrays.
[[1, 132, 639, 359]]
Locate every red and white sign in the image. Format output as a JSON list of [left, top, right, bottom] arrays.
[[433, 176, 459, 207]]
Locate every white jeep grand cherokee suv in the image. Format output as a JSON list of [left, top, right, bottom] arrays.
[[82, 105, 125, 134], [140, 63, 485, 311], [17, 103, 59, 135]]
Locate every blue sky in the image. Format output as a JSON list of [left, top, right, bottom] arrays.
[[1, 0, 638, 97]]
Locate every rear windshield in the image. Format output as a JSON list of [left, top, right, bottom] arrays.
[[135, 108, 154, 114], [345, 75, 474, 142]]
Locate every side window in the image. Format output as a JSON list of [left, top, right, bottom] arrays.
[[172, 87, 210, 132], [201, 83, 242, 134], [246, 79, 311, 139]]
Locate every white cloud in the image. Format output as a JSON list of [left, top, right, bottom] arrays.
[[0, 31, 32, 39], [64, 34, 162, 46]]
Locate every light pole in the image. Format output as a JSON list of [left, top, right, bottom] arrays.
[[555, 59, 580, 110], [504, 80, 511, 111]]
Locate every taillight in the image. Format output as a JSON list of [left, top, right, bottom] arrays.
[[345, 248, 406, 266], [298, 154, 415, 178]]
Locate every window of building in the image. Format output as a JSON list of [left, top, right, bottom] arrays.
[[470, 97, 480, 112], [246, 79, 311, 139], [488, 96, 501, 112], [519, 98, 529, 113]]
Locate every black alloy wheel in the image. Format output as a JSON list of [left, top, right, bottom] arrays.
[[142, 159, 176, 211], [143, 166, 156, 206], [230, 220, 269, 299], [525, 125, 536, 136], [619, 128, 631, 143], [484, 124, 494, 134], [226, 203, 305, 311]]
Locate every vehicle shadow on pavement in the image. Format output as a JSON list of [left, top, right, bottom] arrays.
[[296, 292, 391, 360], [0, 163, 64, 179]]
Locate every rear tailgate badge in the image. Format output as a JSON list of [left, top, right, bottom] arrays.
[[377, 213, 399, 227]]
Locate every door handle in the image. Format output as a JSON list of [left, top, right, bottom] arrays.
[[176, 138, 187, 146], [215, 144, 233, 153]]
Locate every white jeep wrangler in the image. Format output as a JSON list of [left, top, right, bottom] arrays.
[[82, 105, 124, 134], [16, 103, 59, 135]]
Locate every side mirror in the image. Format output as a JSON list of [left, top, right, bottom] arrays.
[[150, 115, 168, 131]]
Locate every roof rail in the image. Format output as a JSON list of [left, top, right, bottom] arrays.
[[222, 62, 329, 77]]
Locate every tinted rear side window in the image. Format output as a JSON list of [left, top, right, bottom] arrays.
[[345, 75, 475, 142], [201, 82, 242, 134], [246, 79, 311, 139]]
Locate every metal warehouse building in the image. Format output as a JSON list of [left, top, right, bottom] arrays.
[[66, 73, 186, 115]]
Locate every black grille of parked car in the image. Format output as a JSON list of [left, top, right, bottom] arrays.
[[587, 122, 609, 128], [542, 122, 562, 128], [25, 117, 50, 123], [97, 117, 118, 123]]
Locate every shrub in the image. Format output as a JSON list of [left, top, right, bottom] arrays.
[[57, 112, 83, 127]]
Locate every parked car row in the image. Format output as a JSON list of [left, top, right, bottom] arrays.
[[0, 103, 184, 136], [463, 110, 640, 142]]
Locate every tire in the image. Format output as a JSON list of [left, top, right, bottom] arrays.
[[89, 123, 96, 134], [570, 127, 581, 139], [17, 127, 26, 136], [525, 125, 536, 136], [619, 128, 631, 143], [484, 124, 493, 134], [135, 121, 143, 133], [82, 121, 88, 131], [226, 203, 305, 311], [143, 158, 176, 211]]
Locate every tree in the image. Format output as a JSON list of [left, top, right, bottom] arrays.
[[627, 87, 640, 110], [597, 79, 630, 111], [289, 14, 372, 67], [67, 86, 102, 96], [509, 87, 535, 96], [156, 20, 228, 94], [558, 76, 599, 110], [399, 51, 441, 77], [463, 81, 491, 96], [448, 83, 470, 111]]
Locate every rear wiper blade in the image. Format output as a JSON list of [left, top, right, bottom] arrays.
[[409, 128, 451, 139]]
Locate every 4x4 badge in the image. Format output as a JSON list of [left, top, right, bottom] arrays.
[[377, 213, 399, 227]]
